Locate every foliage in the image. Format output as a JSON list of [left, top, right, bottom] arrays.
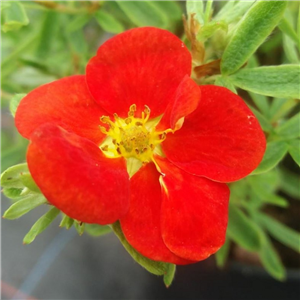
[[1, 0, 300, 286]]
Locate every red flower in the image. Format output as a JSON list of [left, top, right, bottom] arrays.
[[15, 27, 266, 264]]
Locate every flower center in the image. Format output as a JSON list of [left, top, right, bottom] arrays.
[[99, 104, 166, 165]]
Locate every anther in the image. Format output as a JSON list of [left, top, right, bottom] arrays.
[[113, 113, 119, 119], [144, 105, 150, 115], [116, 147, 121, 155], [112, 139, 116, 145], [99, 126, 108, 134], [101, 145, 109, 151], [125, 118, 132, 124], [135, 149, 140, 155], [130, 104, 137, 112], [100, 116, 111, 124], [135, 121, 143, 126]]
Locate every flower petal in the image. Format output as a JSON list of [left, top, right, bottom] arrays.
[[15, 75, 105, 145], [27, 123, 129, 225], [157, 75, 200, 131], [120, 162, 194, 265], [155, 156, 229, 261], [162, 85, 266, 182], [86, 27, 192, 118]]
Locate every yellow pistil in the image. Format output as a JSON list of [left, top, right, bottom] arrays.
[[99, 105, 169, 171]]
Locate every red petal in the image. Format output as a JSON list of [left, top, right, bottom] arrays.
[[157, 75, 200, 131], [27, 123, 129, 225], [155, 156, 229, 261], [120, 162, 194, 265], [162, 85, 266, 182], [86, 27, 191, 118], [15, 75, 105, 145]]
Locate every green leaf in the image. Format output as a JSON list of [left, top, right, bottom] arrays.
[[35, 11, 60, 58], [3, 194, 47, 220], [23, 207, 60, 244], [3, 187, 23, 199], [2, 1, 29, 32], [227, 204, 262, 252], [94, 10, 124, 34], [1, 163, 29, 189], [9, 94, 26, 117], [269, 98, 298, 122], [288, 139, 300, 166], [279, 17, 299, 46], [1, 1, 11, 11], [229, 65, 300, 99], [186, 0, 205, 24], [214, 76, 237, 93], [279, 168, 300, 199], [259, 233, 286, 281], [221, 1, 287, 75], [276, 112, 300, 139], [252, 141, 288, 175], [215, 237, 231, 268], [66, 14, 91, 32], [112, 221, 169, 276], [197, 21, 228, 41], [248, 106, 273, 133], [247, 170, 289, 208], [163, 264, 176, 288], [20, 173, 41, 193], [257, 213, 300, 253], [250, 92, 270, 116], [283, 33, 299, 64], [215, 1, 255, 24], [74, 221, 85, 236], [59, 214, 74, 230], [85, 224, 111, 236], [116, 1, 168, 28], [152, 1, 182, 23]]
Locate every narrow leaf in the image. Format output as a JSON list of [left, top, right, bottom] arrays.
[[3, 194, 47, 219], [20, 173, 41, 193], [23, 207, 60, 244], [10, 94, 26, 117], [116, 1, 168, 28], [229, 65, 300, 99], [74, 221, 85, 236], [163, 264, 176, 288], [215, 237, 231, 268], [214, 76, 237, 93], [288, 139, 300, 166], [269, 98, 298, 122], [1, 163, 29, 188], [3, 187, 23, 199], [186, 0, 205, 25], [215, 1, 255, 24], [227, 204, 262, 252], [279, 17, 299, 45], [66, 14, 90, 32], [279, 168, 300, 199], [257, 213, 300, 253], [252, 141, 288, 175], [94, 10, 124, 34], [276, 112, 300, 139], [85, 224, 111, 236], [221, 1, 287, 75], [259, 233, 286, 281], [2, 1, 29, 32], [59, 214, 74, 230], [112, 221, 169, 276]]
